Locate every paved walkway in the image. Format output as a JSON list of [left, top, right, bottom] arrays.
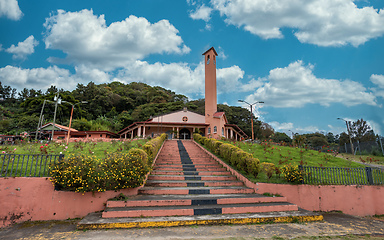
[[1, 213, 384, 240]]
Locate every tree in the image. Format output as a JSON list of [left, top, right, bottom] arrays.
[[270, 132, 292, 144], [349, 118, 376, 142], [260, 122, 274, 139]]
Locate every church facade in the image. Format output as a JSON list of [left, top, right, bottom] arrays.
[[118, 47, 247, 140]]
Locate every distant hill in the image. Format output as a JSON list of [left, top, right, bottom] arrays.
[[0, 81, 261, 138]]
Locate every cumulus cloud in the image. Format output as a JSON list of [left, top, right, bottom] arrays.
[[114, 60, 245, 98], [189, 4, 213, 22], [0, 0, 22, 20], [370, 74, 384, 99], [43, 9, 190, 71], [217, 65, 244, 93], [269, 121, 294, 131], [0, 65, 77, 90], [0, 65, 115, 92], [244, 60, 377, 108], [5, 35, 39, 60], [210, 0, 384, 47]]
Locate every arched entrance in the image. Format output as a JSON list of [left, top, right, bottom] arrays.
[[179, 128, 191, 139]]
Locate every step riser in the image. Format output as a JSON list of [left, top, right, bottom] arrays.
[[151, 171, 232, 176], [106, 197, 289, 208], [148, 176, 237, 181], [139, 188, 254, 195], [145, 182, 244, 187], [102, 205, 298, 218]]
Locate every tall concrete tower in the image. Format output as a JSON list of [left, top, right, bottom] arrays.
[[203, 47, 218, 119]]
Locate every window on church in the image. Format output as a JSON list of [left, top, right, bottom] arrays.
[[208, 127, 211, 134], [207, 55, 210, 64], [222, 127, 224, 136], [214, 126, 217, 133]]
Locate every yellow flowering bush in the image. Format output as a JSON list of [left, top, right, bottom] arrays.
[[260, 162, 276, 179], [49, 134, 167, 193], [281, 164, 304, 184], [49, 154, 106, 193]]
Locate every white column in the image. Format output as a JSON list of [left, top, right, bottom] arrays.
[[172, 127, 175, 139], [177, 127, 179, 138], [138, 126, 141, 137], [131, 130, 133, 139], [143, 125, 146, 138], [230, 129, 233, 139]]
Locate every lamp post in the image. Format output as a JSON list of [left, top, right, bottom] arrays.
[[62, 101, 87, 144], [337, 118, 354, 155], [238, 100, 264, 140]]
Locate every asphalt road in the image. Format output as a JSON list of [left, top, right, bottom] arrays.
[[1, 212, 384, 240]]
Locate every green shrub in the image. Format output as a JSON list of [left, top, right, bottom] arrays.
[[49, 154, 105, 193], [260, 162, 275, 179], [142, 133, 167, 162], [194, 133, 260, 179], [103, 150, 150, 190], [49, 134, 167, 193], [246, 158, 260, 177], [281, 164, 304, 184]]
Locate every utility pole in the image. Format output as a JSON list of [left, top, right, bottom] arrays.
[[337, 118, 354, 155], [51, 93, 61, 141], [238, 100, 264, 141], [36, 100, 47, 141]]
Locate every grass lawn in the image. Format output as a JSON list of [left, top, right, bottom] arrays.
[[219, 140, 382, 185], [338, 153, 384, 166], [0, 139, 148, 177]]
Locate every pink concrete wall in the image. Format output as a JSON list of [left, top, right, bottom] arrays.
[[194, 140, 384, 216], [0, 177, 140, 228], [0, 140, 165, 228]]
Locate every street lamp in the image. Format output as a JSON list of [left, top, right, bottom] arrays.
[[62, 101, 87, 144], [337, 118, 354, 155], [238, 100, 264, 141]]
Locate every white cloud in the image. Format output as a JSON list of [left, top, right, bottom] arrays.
[[211, 0, 384, 47], [43, 9, 190, 71], [189, 4, 213, 22], [114, 60, 245, 98], [245, 60, 377, 108], [217, 65, 244, 93], [371, 74, 384, 88], [115, 61, 205, 97], [0, 0, 22, 20], [5, 35, 39, 60], [0, 65, 115, 92], [367, 120, 382, 135], [0, 65, 77, 91], [370, 74, 384, 99], [269, 121, 294, 131]]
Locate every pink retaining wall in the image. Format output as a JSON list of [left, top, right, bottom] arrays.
[[0, 177, 139, 228], [0, 139, 166, 228], [194, 141, 384, 217]]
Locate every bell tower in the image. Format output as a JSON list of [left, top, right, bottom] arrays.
[[203, 47, 218, 120]]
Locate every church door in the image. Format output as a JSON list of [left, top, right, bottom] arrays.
[[179, 128, 191, 139]]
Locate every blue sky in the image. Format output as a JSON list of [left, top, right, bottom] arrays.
[[1, 0, 384, 137]]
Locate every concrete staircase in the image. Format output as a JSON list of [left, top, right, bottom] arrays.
[[78, 140, 322, 229]]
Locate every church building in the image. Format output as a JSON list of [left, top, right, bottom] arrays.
[[118, 47, 247, 140]]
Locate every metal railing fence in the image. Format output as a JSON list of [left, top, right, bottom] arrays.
[[0, 154, 64, 177], [299, 165, 384, 185]]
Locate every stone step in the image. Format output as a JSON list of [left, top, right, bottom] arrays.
[[138, 186, 255, 195], [103, 202, 298, 218], [102, 202, 299, 218], [153, 166, 225, 171], [79, 210, 324, 230], [105, 194, 290, 208], [151, 170, 232, 176], [145, 180, 244, 187], [147, 174, 237, 181]]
